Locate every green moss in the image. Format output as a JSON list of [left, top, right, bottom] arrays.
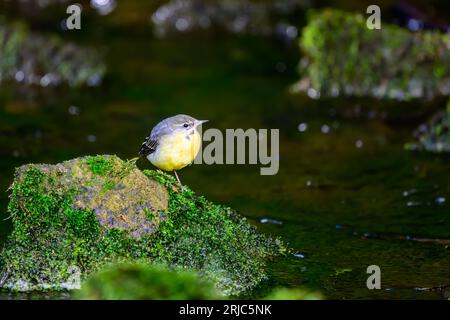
[[0, 20, 105, 87], [102, 179, 116, 191], [294, 8, 450, 100], [74, 263, 219, 300], [143, 170, 287, 296], [406, 108, 450, 153], [264, 287, 323, 300], [65, 208, 100, 239], [0, 156, 284, 296], [84, 155, 114, 176]]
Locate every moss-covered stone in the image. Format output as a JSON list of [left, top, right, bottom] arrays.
[[0, 155, 284, 295], [292, 8, 450, 101], [74, 262, 219, 300], [405, 106, 450, 153], [0, 19, 105, 87]]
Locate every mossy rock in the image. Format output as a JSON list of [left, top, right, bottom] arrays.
[[0, 20, 105, 87], [293, 8, 450, 101], [0, 155, 284, 295], [405, 109, 450, 153], [75, 262, 219, 300]]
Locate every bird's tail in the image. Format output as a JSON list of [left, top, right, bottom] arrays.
[[128, 157, 139, 164]]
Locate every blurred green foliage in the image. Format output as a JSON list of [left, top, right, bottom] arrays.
[[75, 263, 219, 300], [0, 19, 105, 87], [75, 262, 322, 300], [265, 287, 323, 300], [295, 8, 450, 101]]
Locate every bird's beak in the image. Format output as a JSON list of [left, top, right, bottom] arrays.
[[195, 120, 209, 127]]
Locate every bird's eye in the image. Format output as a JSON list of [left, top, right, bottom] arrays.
[[183, 123, 189, 128]]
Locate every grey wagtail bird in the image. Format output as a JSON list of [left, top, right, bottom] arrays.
[[138, 114, 208, 188]]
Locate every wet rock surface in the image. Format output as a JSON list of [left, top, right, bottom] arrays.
[[0, 155, 283, 295]]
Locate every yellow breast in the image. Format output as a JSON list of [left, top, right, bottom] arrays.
[[148, 130, 201, 171]]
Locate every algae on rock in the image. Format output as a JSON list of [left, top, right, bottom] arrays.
[[405, 103, 450, 153], [293, 8, 450, 101], [293, 8, 450, 153], [0, 155, 284, 295], [0, 20, 105, 87]]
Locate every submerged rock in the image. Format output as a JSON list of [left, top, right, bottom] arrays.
[[292, 8, 450, 101], [0, 21, 105, 87], [406, 108, 450, 153], [0, 155, 284, 295]]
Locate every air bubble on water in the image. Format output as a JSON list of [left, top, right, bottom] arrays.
[[40, 74, 52, 87], [321, 124, 330, 134], [87, 134, 97, 143], [91, 0, 117, 16], [297, 123, 308, 132], [307, 88, 320, 100], [15, 71, 25, 82], [407, 18, 422, 32], [306, 180, 312, 187], [407, 201, 421, 207], [285, 25, 298, 39], [403, 189, 416, 197], [259, 218, 283, 225], [355, 139, 364, 148], [87, 74, 102, 87], [152, 7, 171, 24], [68, 105, 80, 116], [175, 18, 190, 31]]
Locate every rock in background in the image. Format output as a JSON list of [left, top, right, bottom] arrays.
[[293, 8, 450, 101], [0, 21, 105, 87], [293, 8, 450, 153]]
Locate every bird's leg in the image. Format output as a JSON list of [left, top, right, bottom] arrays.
[[173, 170, 184, 191]]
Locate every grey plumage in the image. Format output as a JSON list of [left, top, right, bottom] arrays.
[[139, 114, 197, 157]]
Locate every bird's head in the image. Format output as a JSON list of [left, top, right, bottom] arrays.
[[166, 114, 208, 133]]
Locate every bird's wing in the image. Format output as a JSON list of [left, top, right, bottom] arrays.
[[139, 136, 158, 157], [139, 119, 172, 157]]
